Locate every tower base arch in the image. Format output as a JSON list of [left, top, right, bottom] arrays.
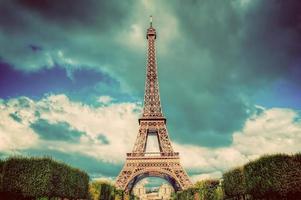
[[115, 154, 192, 193]]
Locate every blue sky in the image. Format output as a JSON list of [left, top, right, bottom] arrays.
[[0, 0, 301, 186]]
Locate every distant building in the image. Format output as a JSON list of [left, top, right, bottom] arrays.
[[133, 182, 147, 199], [133, 183, 173, 200], [158, 183, 173, 199]]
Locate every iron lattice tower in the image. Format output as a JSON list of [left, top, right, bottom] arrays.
[[115, 17, 192, 192]]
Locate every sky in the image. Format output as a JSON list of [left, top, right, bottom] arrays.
[[0, 0, 301, 187]]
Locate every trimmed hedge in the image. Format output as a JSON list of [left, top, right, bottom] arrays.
[[244, 153, 301, 199], [1, 156, 89, 199], [222, 167, 245, 199], [175, 153, 301, 200], [290, 153, 301, 196], [0, 159, 4, 193], [223, 153, 301, 199], [50, 162, 89, 199]]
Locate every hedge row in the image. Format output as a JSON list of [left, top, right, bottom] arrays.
[[173, 179, 223, 200], [222, 167, 245, 198], [223, 153, 301, 199], [89, 181, 138, 200], [0, 157, 89, 199], [0, 159, 4, 193]]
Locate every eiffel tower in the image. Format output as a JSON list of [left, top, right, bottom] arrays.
[[115, 16, 192, 193]]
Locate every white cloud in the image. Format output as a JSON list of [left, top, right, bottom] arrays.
[[98, 95, 114, 104], [232, 108, 301, 157], [1, 95, 300, 182], [175, 107, 301, 182], [117, 24, 145, 50], [38, 94, 141, 163], [239, 0, 252, 7], [0, 97, 39, 153], [0, 94, 140, 163], [231, 0, 252, 10], [115, 1, 180, 54]]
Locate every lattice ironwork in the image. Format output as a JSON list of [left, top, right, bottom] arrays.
[[142, 19, 163, 119], [115, 17, 192, 193]]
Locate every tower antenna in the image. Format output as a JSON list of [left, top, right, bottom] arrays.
[[150, 15, 153, 27]]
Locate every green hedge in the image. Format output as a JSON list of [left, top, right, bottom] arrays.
[[222, 167, 245, 199], [223, 153, 301, 199], [1, 156, 89, 199], [290, 153, 301, 196], [195, 179, 222, 200], [99, 182, 116, 200], [89, 181, 137, 200], [174, 187, 195, 200], [173, 179, 223, 200], [244, 153, 301, 199], [176, 153, 301, 200], [0, 159, 4, 192]]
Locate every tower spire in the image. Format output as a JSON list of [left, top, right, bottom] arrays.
[[150, 15, 153, 27], [142, 15, 163, 120]]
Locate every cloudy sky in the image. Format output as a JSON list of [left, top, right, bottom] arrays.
[[0, 0, 301, 185]]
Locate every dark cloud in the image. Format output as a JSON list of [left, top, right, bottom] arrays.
[[0, 62, 123, 104], [18, 0, 95, 24], [29, 44, 42, 52], [0, 0, 140, 75], [166, 0, 301, 87], [97, 134, 110, 145], [156, 0, 301, 146], [0, 0, 300, 149], [0, 1, 29, 34], [238, 0, 301, 82], [9, 112, 22, 123], [30, 119, 85, 142], [2, 0, 134, 30]]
